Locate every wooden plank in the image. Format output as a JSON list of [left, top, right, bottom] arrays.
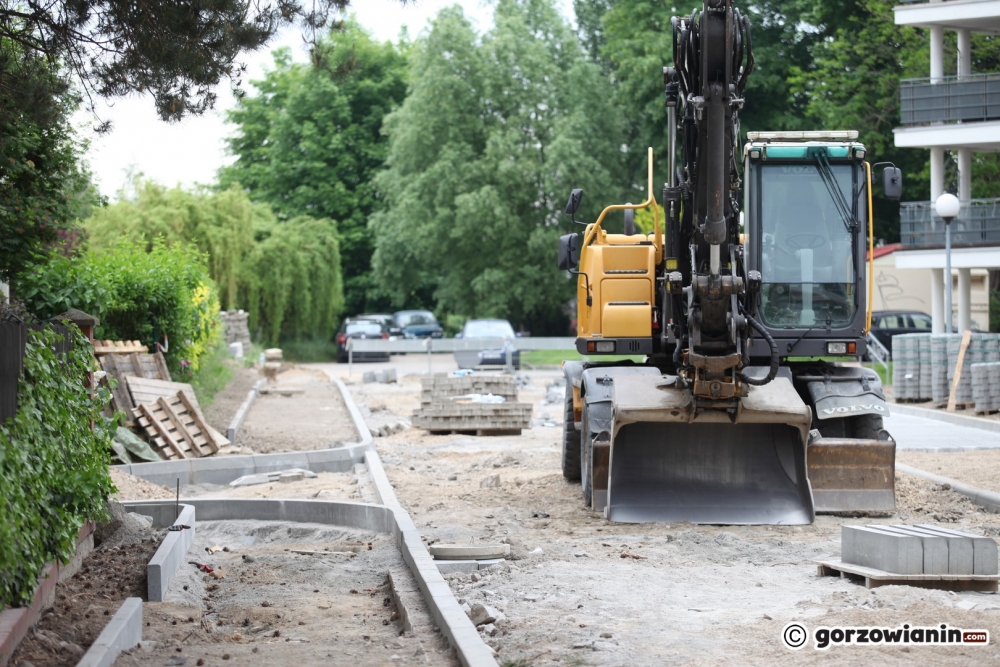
[[93, 341, 149, 355], [125, 376, 200, 410], [152, 351, 172, 382], [176, 392, 219, 454], [157, 396, 203, 458], [137, 402, 186, 459], [100, 354, 136, 417], [947, 329, 973, 412]]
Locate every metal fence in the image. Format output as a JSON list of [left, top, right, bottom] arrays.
[[900, 199, 1000, 248], [0, 317, 73, 423], [900, 73, 1000, 125], [347, 336, 578, 374]]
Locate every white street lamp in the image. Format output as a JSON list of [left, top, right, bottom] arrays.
[[935, 192, 961, 333]]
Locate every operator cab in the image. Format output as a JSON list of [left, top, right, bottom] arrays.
[[744, 131, 899, 358]]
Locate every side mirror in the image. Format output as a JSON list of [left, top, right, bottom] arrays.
[[558, 233, 581, 271], [565, 189, 584, 216], [882, 167, 903, 200]]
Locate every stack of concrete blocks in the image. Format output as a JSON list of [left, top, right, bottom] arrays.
[[221, 310, 252, 349], [930, 334, 952, 404], [892, 334, 927, 400], [263, 348, 283, 382], [842, 524, 998, 576], [412, 374, 532, 434], [972, 362, 1000, 413]]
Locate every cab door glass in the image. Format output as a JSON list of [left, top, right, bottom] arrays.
[[758, 163, 858, 328]]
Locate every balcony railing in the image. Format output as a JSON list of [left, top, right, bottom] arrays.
[[900, 73, 1000, 125], [901, 199, 1000, 248]]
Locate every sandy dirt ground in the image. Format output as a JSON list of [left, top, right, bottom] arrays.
[[309, 357, 1000, 665], [898, 449, 1000, 494], [235, 365, 358, 453], [202, 364, 261, 437], [113, 520, 455, 667]]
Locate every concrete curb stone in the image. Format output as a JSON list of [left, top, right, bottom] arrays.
[[74, 597, 142, 667], [890, 402, 1000, 434], [145, 504, 196, 601], [227, 378, 266, 442], [897, 462, 1000, 513]]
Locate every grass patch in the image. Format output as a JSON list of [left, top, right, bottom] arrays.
[[280, 338, 339, 363], [521, 349, 645, 368], [189, 339, 235, 408]]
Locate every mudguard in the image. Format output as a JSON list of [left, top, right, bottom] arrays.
[[804, 367, 889, 421]]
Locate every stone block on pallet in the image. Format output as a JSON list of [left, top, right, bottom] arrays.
[[912, 524, 998, 575], [841, 525, 923, 575]]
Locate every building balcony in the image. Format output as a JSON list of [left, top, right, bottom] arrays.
[[895, 0, 1000, 32], [900, 73, 1000, 125], [901, 198, 1000, 248]]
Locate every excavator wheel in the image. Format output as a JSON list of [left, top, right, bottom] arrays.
[[561, 384, 581, 481]]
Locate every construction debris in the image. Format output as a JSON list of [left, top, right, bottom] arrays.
[[412, 374, 531, 435], [229, 469, 319, 488]]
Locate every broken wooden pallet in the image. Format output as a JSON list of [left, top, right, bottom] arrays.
[[816, 559, 999, 592], [100, 351, 171, 423], [126, 375, 199, 409], [132, 391, 227, 460], [93, 340, 149, 355]]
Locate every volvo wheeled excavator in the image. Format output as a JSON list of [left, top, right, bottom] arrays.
[[557, 0, 903, 524]]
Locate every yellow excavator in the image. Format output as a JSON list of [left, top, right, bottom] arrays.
[[557, 0, 901, 524]]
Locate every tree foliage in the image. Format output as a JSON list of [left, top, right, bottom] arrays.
[[220, 20, 407, 316], [369, 0, 628, 333], [0, 0, 351, 122], [0, 39, 99, 286], [81, 180, 343, 344]]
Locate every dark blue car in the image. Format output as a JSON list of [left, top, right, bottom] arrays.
[[394, 310, 443, 339]]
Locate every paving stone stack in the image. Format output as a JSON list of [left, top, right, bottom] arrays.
[[892, 333, 923, 400], [842, 524, 998, 576], [413, 374, 532, 434], [220, 310, 252, 349], [917, 333, 932, 400], [930, 334, 952, 404], [972, 361, 1000, 413]]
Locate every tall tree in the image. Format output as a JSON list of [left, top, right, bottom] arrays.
[[220, 21, 407, 316], [370, 0, 629, 333]]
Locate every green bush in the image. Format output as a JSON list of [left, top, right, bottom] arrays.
[[17, 241, 220, 374], [0, 325, 115, 607]]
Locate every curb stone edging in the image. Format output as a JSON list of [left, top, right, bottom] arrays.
[[897, 463, 1000, 513], [890, 402, 1000, 435], [227, 378, 266, 442], [144, 504, 197, 601], [74, 597, 142, 667]]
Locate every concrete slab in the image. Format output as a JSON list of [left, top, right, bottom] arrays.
[[874, 526, 949, 574], [842, 525, 923, 575], [914, 524, 998, 575], [128, 459, 193, 487], [436, 560, 480, 574], [429, 544, 510, 560], [75, 597, 142, 667], [251, 452, 312, 474]]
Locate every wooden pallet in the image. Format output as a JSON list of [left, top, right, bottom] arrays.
[[132, 391, 224, 460], [126, 376, 200, 410], [100, 352, 171, 423], [93, 340, 149, 355], [817, 559, 999, 592]]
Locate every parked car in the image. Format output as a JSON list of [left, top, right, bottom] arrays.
[[870, 310, 932, 355], [336, 319, 389, 363], [454, 319, 520, 370], [357, 313, 403, 339], [394, 310, 443, 339]]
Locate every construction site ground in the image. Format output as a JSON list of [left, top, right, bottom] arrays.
[[316, 355, 1000, 666], [103, 353, 1000, 665]]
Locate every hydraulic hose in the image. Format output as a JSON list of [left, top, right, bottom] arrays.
[[738, 312, 778, 386]]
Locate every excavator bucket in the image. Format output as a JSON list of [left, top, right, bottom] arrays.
[[807, 437, 896, 513], [586, 368, 815, 525], [608, 421, 814, 524]]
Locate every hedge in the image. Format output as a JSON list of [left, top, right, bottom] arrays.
[[0, 324, 115, 607], [17, 241, 220, 374]]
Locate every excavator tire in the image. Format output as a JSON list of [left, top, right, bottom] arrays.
[[561, 384, 581, 481]]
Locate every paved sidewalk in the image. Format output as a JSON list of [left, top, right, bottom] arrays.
[[884, 410, 1000, 451]]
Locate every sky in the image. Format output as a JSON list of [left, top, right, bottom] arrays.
[[79, 0, 575, 199]]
